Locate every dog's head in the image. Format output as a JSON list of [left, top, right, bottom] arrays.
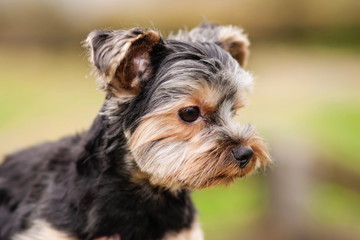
[[85, 22, 271, 190]]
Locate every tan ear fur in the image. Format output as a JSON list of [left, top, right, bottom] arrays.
[[169, 21, 250, 67], [217, 25, 250, 67]]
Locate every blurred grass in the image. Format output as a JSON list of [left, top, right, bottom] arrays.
[[307, 104, 360, 170], [266, 26, 360, 51], [305, 103, 360, 233], [0, 47, 103, 153], [310, 183, 360, 230], [192, 177, 267, 239], [297, 96, 360, 235], [1, 42, 360, 239]]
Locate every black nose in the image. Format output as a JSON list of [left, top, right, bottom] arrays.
[[231, 146, 254, 168]]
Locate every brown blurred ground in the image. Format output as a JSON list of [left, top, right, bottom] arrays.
[[1, 0, 360, 47]]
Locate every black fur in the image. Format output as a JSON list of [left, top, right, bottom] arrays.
[[0, 114, 195, 240]]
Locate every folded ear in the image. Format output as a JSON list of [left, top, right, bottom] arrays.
[[170, 21, 250, 67], [85, 28, 161, 96]]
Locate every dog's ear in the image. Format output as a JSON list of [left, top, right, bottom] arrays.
[[171, 21, 250, 67], [85, 28, 161, 96], [215, 24, 249, 67]]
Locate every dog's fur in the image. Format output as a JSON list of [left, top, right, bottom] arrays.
[[0, 22, 270, 240]]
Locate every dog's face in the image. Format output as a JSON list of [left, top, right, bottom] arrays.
[[85, 23, 270, 189]]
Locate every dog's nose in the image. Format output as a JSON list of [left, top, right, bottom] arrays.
[[231, 146, 254, 168]]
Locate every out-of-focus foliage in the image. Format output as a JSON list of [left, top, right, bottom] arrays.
[[1, 0, 360, 47]]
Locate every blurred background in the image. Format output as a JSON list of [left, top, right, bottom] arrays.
[[0, 0, 359, 239]]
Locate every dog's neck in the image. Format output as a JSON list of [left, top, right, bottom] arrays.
[[77, 112, 182, 193], [72, 114, 195, 239]]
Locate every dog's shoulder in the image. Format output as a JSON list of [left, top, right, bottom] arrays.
[[1, 134, 83, 172]]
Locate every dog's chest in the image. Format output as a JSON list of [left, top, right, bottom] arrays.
[[83, 185, 197, 240]]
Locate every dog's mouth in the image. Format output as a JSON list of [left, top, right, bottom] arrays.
[[204, 159, 258, 185]]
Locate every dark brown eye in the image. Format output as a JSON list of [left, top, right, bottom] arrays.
[[178, 106, 200, 123]]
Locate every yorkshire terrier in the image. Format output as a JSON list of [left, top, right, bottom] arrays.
[[0, 21, 270, 240]]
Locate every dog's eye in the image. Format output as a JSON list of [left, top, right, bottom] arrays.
[[178, 106, 200, 123]]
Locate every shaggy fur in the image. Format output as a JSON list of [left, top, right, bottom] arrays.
[[0, 21, 270, 240]]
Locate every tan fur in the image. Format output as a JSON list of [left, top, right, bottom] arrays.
[[248, 135, 271, 170], [176, 130, 265, 189], [193, 77, 247, 114], [218, 26, 250, 67], [130, 169, 183, 193], [129, 108, 270, 189], [127, 79, 270, 190], [129, 105, 205, 148], [163, 219, 204, 240], [13, 219, 78, 240], [129, 82, 244, 151]]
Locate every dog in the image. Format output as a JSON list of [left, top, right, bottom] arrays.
[[0, 21, 270, 240]]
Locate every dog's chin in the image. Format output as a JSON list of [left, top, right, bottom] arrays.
[[130, 166, 253, 191], [187, 175, 237, 189], [183, 165, 259, 190]]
